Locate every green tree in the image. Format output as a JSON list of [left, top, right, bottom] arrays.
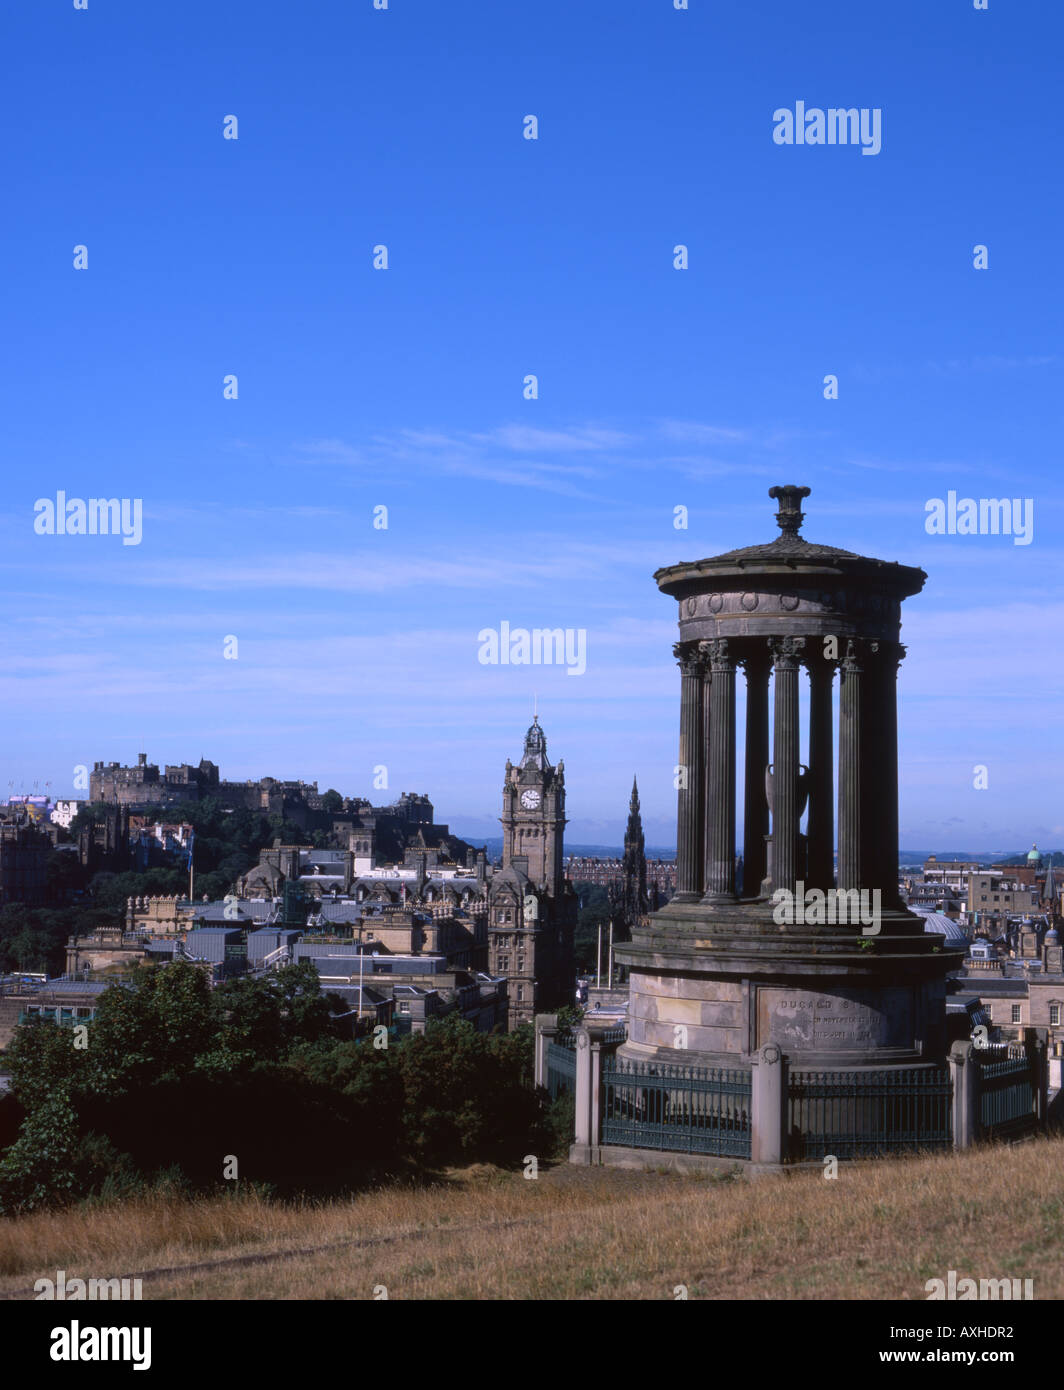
[[0, 1096, 80, 1214], [6, 1016, 88, 1112], [397, 1014, 544, 1166]]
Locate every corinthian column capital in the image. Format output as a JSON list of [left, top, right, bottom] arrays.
[[769, 635, 805, 668], [704, 637, 734, 672], [674, 641, 703, 677]]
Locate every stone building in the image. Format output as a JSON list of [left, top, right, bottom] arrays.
[[567, 855, 677, 899], [953, 924, 1064, 1051], [0, 815, 51, 906], [64, 926, 153, 975], [488, 716, 577, 1029], [967, 872, 1040, 930], [89, 753, 317, 822], [125, 895, 194, 936], [77, 803, 131, 873], [921, 856, 983, 892]]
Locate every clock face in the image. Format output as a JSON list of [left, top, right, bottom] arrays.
[[520, 788, 541, 809]]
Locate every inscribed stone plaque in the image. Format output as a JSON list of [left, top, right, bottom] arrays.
[[757, 986, 914, 1053]]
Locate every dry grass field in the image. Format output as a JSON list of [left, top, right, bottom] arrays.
[[1, 1137, 1060, 1300]]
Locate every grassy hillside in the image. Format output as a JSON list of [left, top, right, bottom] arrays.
[[1, 1137, 1059, 1301]]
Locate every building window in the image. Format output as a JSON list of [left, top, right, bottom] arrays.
[[517, 957, 524, 972], [1050, 1004, 1061, 1027], [499, 957, 509, 972], [517, 986, 524, 1001], [1011, 1005, 1021, 1024]]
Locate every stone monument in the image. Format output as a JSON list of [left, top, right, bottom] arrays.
[[615, 485, 964, 1073]]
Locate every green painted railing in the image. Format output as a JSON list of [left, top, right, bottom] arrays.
[[602, 1056, 751, 1158], [975, 1047, 1037, 1139], [787, 1066, 952, 1160], [545, 1038, 577, 1100]]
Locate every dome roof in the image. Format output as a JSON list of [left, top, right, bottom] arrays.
[[1027, 843, 1042, 863], [913, 909, 968, 945]]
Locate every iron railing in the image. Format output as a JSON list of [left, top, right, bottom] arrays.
[[545, 1036, 577, 1100], [602, 1056, 752, 1158], [787, 1066, 952, 1160], [974, 1045, 1038, 1139]]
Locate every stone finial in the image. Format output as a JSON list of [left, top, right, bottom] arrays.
[[768, 484, 811, 538]]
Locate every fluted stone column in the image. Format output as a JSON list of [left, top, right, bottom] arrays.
[[870, 641, 903, 906], [673, 643, 705, 901], [769, 636, 804, 895], [838, 638, 863, 892], [807, 655, 835, 891], [701, 644, 713, 897], [742, 648, 770, 898], [702, 639, 737, 903]]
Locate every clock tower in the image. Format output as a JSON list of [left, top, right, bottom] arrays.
[[490, 715, 576, 1029], [501, 714, 566, 896]]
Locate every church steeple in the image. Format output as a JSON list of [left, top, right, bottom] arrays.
[[623, 775, 647, 925]]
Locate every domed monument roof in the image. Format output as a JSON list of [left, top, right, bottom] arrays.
[[655, 484, 926, 600], [1027, 843, 1042, 863], [654, 485, 925, 648]]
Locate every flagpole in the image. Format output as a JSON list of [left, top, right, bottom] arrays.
[[359, 924, 365, 1039]]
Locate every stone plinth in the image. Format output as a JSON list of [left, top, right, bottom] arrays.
[[619, 899, 954, 1069]]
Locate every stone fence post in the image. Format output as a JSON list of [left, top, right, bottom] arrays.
[[570, 1025, 609, 1165], [1049, 1040, 1063, 1096], [533, 1013, 558, 1090], [1024, 1027, 1049, 1131], [950, 1040, 977, 1149], [751, 1044, 787, 1165]]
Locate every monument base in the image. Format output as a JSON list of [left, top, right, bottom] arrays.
[[615, 897, 964, 1069]]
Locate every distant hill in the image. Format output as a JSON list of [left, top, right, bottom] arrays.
[[454, 836, 1052, 869], [900, 850, 1060, 865]]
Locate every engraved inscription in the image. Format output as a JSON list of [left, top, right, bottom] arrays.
[[758, 987, 914, 1052]]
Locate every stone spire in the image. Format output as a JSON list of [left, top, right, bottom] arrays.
[[623, 775, 647, 925], [1043, 856, 1056, 911]]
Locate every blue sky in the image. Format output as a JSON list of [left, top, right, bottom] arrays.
[[1, 0, 1061, 852]]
